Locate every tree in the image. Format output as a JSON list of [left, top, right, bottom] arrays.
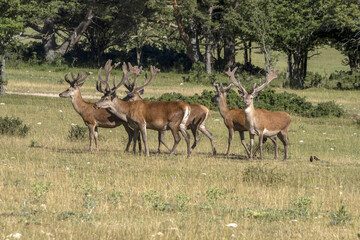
[[0, 0, 23, 95], [324, 0, 360, 72], [269, 0, 333, 88], [22, 0, 93, 62]]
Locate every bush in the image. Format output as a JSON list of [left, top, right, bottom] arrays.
[[328, 71, 360, 90], [0, 116, 30, 137], [146, 88, 345, 118], [68, 125, 87, 140]]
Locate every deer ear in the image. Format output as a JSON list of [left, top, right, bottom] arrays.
[[78, 82, 85, 87], [252, 91, 259, 98], [237, 89, 245, 97], [139, 89, 144, 95]]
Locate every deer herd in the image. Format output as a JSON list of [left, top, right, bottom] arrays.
[[59, 60, 291, 160]]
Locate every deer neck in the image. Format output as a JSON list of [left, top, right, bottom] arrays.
[[108, 98, 130, 122], [218, 96, 230, 119], [71, 89, 87, 114], [243, 103, 257, 134]]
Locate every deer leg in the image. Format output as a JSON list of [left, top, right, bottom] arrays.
[[169, 127, 181, 156], [132, 128, 140, 154], [240, 131, 250, 158], [124, 124, 133, 152], [88, 125, 95, 152], [190, 127, 200, 150], [199, 125, 216, 155], [158, 131, 171, 153], [254, 137, 268, 157], [249, 133, 254, 160], [278, 131, 289, 160], [259, 133, 264, 160], [139, 123, 149, 156], [269, 137, 278, 159], [179, 125, 191, 158], [94, 127, 99, 151], [226, 128, 234, 156]]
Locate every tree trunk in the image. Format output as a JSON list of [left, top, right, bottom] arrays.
[[0, 49, 6, 96], [289, 50, 307, 89], [42, 10, 93, 62], [173, 0, 202, 63], [223, 36, 235, 70]]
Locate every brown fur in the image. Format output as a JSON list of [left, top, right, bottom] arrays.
[[59, 86, 137, 152]]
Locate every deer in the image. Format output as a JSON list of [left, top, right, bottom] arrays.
[[227, 67, 291, 160], [123, 65, 217, 155], [94, 60, 192, 158], [59, 71, 141, 152], [211, 82, 276, 157]]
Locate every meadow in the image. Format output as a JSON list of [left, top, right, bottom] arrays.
[[0, 47, 360, 239]]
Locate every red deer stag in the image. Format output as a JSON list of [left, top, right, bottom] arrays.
[[123, 66, 216, 155], [211, 82, 276, 157], [227, 68, 291, 160], [59, 70, 140, 152], [94, 61, 192, 158]]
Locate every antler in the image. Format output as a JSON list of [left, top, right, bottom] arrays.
[[222, 83, 234, 92], [96, 60, 121, 94], [123, 63, 144, 91], [252, 69, 278, 95], [133, 66, 160, 92], [225, 67, 248, 94], [213, 82, 220, 92], [65, 72, 90, 86]]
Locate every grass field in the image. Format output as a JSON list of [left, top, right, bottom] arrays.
[[1, 47, 360, 239]]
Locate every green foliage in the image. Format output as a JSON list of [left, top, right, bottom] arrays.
[[142, 190, 174, 211], [175, 193, 190, 211], [328, 71, 360, 90], [331, 205, 351, 225], [242, 164, 286, 186], [147, 88, 344, 118], [68, 125, 87, 140], [32, 181, 50, 202], [206, 187, 224, 204], [182, 62, 216, 84], [0, 116, 30, 137], [289, 197, 313, 219]]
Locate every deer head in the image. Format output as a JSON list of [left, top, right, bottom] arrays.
[[94, 60, 139, 109], [59, 72, 91, 98], [226, 67, 277, 107], [211, 82, 233, 103], [123, 65, 160, 101]]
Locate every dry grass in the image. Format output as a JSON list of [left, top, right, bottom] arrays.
[[0, 87, 359, 239]]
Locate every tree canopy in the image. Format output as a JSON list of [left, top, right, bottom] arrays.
[[0, 0, 359, 89]]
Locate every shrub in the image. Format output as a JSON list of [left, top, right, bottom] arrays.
[[147, 88, 344, 118], [328, 71, 360, 90], [68, 125, 87, 140], [142, 190, 174, 211], [0, 116, 30, 137]]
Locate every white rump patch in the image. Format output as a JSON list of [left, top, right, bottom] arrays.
[[180, 106, 190, 129]]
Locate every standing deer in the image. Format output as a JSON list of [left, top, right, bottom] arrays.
[[59, 71, 140, 152], [211, 82, 276, 157], [94, 60, 192, 158], [123, 66, 216, 155], [227, 67, 291, 160]]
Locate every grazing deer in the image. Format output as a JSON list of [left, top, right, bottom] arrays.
[[211, 82, 276, 157], [94, 60, 192, 158], [59, 71, 140, 152], [123, 66, 217, 155], [227, 67, 291, 160]]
